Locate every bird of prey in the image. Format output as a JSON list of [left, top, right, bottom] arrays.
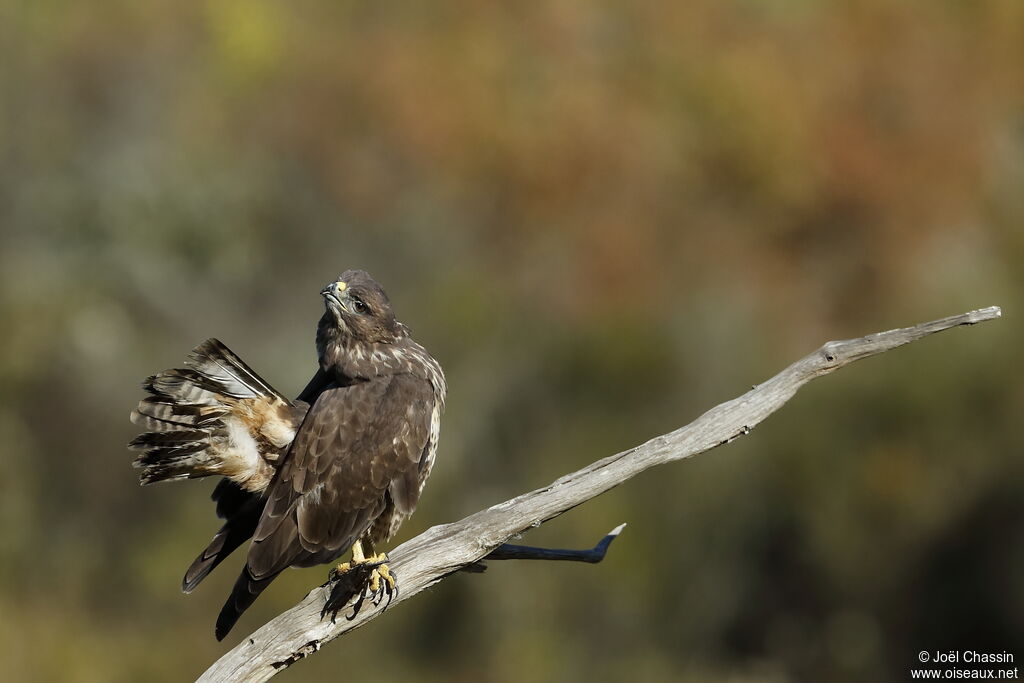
[[128, 270, 446, 640]]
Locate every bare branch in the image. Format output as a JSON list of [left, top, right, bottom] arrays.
[[198, 306, 1001, 683], [469, 522, 627, 568]]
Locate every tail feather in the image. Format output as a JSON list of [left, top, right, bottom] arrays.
[[183, 494, 263, 593], [129, 338, 295, 488], [130, 429, 226, 484], [128, 430, 212, 450], [145, 369, 229, 406], [215, 568, 280, 641], [130, 339, 305, 615], [211, 478, 256, 520], [186, 339, 288, 402], [130, 397, 228, 431]]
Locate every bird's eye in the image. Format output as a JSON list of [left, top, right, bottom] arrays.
[[352, 298, 369, 315]]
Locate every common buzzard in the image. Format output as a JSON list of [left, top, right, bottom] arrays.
[[129, 270, 446, 640]]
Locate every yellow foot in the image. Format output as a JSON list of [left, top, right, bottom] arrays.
[[321, 553, 399, 623], [366, 554, 396, 596]]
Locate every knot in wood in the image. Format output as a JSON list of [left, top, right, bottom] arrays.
[[821, 342, 840, 364]]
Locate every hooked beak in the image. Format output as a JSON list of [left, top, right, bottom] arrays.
[[321, 280, 348, 309]]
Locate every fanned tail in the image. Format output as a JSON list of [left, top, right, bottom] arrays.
[[129, 339, 301, 489], [129, 340, 308, 593]]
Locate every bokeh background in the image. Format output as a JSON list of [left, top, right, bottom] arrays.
[[2, 2, 1023, 681]]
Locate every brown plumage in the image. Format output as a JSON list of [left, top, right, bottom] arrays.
[[129, 270, 445, 641]]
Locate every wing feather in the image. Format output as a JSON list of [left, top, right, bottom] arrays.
[[246, 373, 434, 579]]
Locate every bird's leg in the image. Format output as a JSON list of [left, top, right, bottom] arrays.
[[330, 539, 366, 575], [321, 539, 398, 623]]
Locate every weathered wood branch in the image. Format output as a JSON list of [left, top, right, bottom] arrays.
[[199, 306, 1001, 682], [477, 522, 627, 564], [457, 522, 627, 575]]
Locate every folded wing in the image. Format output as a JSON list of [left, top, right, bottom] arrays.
[[214, 372, 436, 639]]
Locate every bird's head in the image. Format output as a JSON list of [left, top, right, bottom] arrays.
[[319, 270, 405, 344]]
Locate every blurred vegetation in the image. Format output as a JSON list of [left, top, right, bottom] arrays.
[[1, 1, 1022, 681]]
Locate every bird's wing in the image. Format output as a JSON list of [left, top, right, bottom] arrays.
[[246, 373, 436, 579], [130, 338, 314, 594], [130, 338, 306, 489]]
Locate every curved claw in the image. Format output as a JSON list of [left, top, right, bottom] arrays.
[[370, 567, 398, 610], [320, 561, 374, 623], [319, 556, 398, 624]]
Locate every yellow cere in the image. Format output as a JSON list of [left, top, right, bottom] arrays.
[[336, 281, 347, 291]]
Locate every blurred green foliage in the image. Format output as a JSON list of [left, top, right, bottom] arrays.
[[1, 1, 1022, 681]]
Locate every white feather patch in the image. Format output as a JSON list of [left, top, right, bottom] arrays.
[[259, 409, 297, 449], [214, 417, 271, 490]]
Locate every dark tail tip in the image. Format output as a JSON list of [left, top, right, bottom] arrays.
[[215, 607, 238, 642], [215, 568, 277, 641], [182, 500, 261, 594], [215, 593, 244, 641]]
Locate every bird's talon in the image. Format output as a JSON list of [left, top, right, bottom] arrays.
[[345, 591, 367, 621], [320, 553, 398, 622]]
